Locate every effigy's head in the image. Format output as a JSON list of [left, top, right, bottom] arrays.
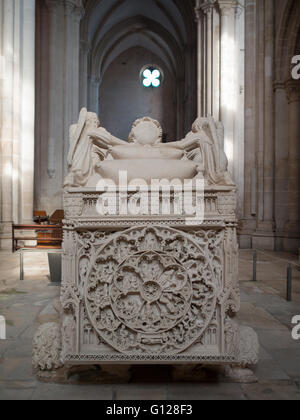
[[129, 117, 162, 145]]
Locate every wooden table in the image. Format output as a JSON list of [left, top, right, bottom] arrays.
[[12, 224, 63, 253]]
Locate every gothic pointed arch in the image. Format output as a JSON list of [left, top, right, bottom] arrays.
[[79, 0, 197, 138]]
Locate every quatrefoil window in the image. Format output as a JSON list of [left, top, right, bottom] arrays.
[[141, 66, 163, 88]]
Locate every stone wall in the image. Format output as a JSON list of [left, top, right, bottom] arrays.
[[240, 0, 300, 252], [99, 47, 178, 142]]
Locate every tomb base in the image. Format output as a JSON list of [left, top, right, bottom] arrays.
[[33, 187, 259, 383]]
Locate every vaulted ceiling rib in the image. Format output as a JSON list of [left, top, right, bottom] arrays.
[[81, 0, 196, 80]]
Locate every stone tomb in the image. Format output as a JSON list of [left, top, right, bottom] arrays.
[[33, 111, 259, 382]]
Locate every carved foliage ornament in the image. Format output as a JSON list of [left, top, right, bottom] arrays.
[[32, 323, 63, 371], [83, 226, 220, 355]]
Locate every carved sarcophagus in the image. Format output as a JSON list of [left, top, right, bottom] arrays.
[[33, 112, 258, 376], [61, 186, 244, 365]]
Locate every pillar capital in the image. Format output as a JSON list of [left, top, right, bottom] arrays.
[[218, 0, 238, 16], [64, 0, 76, 14], [91, 76, 102, 86], [285, 80, 300, 104], [194, 7, 203, 22], [45, 0, 62, 12], [64, 0, 85, 19], [74, 7, 85, 22], [200, 0, 216, 15]]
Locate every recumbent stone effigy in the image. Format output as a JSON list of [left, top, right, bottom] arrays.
[[33, 108, 259, 381]]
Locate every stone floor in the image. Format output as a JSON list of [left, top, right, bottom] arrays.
[[0, 249, 300, 400]]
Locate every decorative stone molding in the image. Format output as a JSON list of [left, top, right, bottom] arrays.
[[45, 0, 62, 12], [200, 0, 216, 15], [64, 0, 77, 14], [218, 0, 238, 16], [64, 0, 84, 11], [235, 2, 244, 18], [65, 2, 85, 23], [273, 80, 286, 92], [285, 80, 300, 104], [194, 6, 202, 23], [62, 188, 237, 222]]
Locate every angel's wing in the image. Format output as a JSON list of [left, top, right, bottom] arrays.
[[67, 108, 88, 166]]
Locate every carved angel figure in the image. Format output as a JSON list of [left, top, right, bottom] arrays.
[[64, 108, 106, 188], [64, 109, 234, 188]]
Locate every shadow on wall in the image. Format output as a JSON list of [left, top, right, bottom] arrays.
[[99, 47, 177, 142]]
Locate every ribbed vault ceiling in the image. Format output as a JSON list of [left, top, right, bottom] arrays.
[[81, 0, 196, 80]]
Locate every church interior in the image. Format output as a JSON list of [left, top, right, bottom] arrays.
[[0, 0, 300, 401]]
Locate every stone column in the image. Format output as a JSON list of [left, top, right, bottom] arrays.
[[251, 0, 275, 250], [285, 80, 300, 247], [262, 0, 275, 227], [0, 0, 14, 247], [201, 1, 214, 116], [218, 0, 238, 175], [195, 0, 204, 117], [79, 39, 90, 108], [234, 3, 245, 219], [21, 0, 36, 223], [64, 0, 84, 175], [243, 0, 257, 237], [45, 0, 61, 180], [274, 81, 289, 242], [0, 0, 36, 248], [212, 6, 220, 120]]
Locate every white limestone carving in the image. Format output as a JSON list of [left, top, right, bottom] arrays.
[[57, 218, 249, 365], [34, 110, 258, 378], [64, 111, 234, 187], [84, 227, 218, 355], [238, 326, 260, 367], [32, 322, 63, 371], [64, 108, 107, 188]]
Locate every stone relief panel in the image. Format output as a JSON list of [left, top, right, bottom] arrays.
[[61, 225, 242, 358]]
